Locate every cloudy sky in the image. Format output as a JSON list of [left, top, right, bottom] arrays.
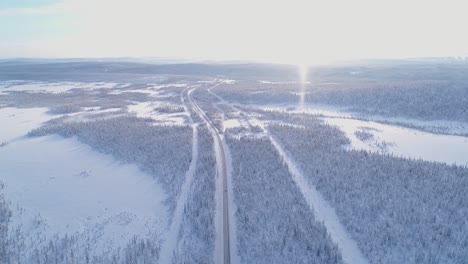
[[1, 0, 467, 64]]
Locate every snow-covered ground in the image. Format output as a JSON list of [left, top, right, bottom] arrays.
[[253, 104, 468, 166], [263, 104, 468, 136], [61, 107, 125, 123], [108, 89, 161, 97], [0, 81, 117, 94], [222, 119, 243, 131], [258, 80, 301, 84], [0, 136, 168, 255], [128, 102, 188, 125], [2, 73, 467, 263], [325, 117, 468, 166], [0, 107, 52, 143], [0, 106, 169, 262], [255, 104, 351, 119], [359, 114, 468, 136]]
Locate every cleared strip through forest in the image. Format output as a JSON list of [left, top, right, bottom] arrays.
[[159, 123, 199, 264], [268, 134, 369, 264]]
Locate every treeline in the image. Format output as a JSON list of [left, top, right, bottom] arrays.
[[304, 81, 468, 122], [213, 80, 468, 123]]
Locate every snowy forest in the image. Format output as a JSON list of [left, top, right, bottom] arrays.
[[0, 60, 467, 263]]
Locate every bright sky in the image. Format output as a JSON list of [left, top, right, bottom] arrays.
[[1, 0, 468, 64]]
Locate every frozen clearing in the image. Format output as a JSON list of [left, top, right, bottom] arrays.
[[361, 115, 468, 135], [264, 104, 468, 136], [301, 104, 468, 135], [128, 102, 187, 125], [222, 119, 243, 131], [0, 107, 52, 142], [109, 88, 162, 97], [61, 107, 124, 123], [260, 104, 352, 118], [325, 117, 468, 166], [0, 135, 168, 256], [269, 135, 369, 264]]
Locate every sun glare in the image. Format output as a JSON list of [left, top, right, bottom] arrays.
[[298, 64, 308, 110], [298, 64, 308, 84]]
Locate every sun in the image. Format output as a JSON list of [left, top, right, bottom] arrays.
[[297, 63, 309, 110]]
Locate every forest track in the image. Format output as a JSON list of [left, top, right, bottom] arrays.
[[155, 88, 201, 264]]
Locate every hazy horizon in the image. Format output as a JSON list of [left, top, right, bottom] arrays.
[[2, 0, 468, 65]]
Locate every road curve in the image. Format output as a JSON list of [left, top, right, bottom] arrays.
[[187, 86, 231, 264]]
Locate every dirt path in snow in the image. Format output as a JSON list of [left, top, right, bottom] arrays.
[[159, 89, 200, 264]]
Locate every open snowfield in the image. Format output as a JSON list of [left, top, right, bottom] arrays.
[[324, 117, 468, 166], [128, 101, 188, 126], [245, 105, 468, 166], [0, 106, 169, 262], [0, 136, 168, 259], [0, 107, 52, 143]]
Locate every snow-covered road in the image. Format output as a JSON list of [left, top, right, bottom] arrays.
[[187, 86, 233, 264]]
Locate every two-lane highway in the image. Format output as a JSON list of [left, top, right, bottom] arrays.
[[187, 86, 231, 264]]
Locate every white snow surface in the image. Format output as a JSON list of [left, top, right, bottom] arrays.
[[127, 102, 187, 125], [0, 107, 52, 142], [108, 89, 161, 97], [264, 104, 468, 136], [258, 80, 303, 84], [152, 83, 188, 88], [0, 81, 117, 93], [222, 119, 243, 131], [0, 135, 168, 255], [325, 117, 468, 166], [261, 104, 352, 119], [368, 115, 468, 135], [62, 107, 124, 123]]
